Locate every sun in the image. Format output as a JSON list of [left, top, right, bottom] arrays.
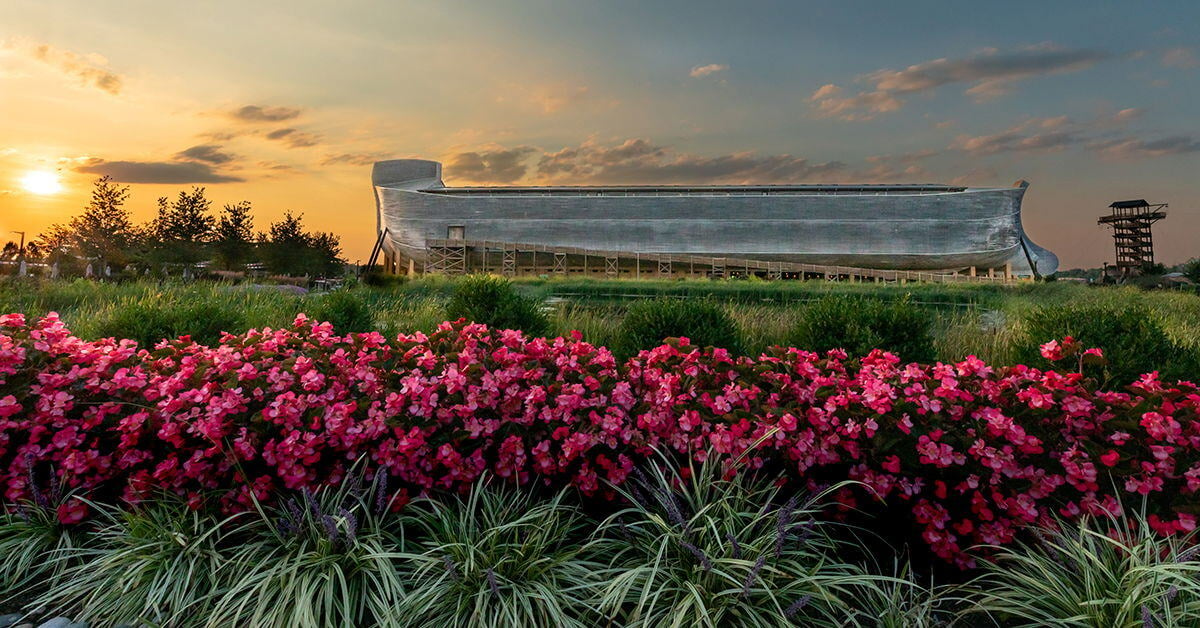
[[20, 170, 64, 195]]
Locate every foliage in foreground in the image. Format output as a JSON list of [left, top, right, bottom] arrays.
[[33, 500, 252, 627], [972, 507, 1200, 627], [4, 311, 1200, 570], [594, 458, 873, 627], [8, 469, 1200, 627], [396, 483, 604, 627], [206, 475, 407, 627]]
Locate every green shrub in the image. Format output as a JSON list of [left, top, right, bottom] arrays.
[[310, 289, 374, 333], [174, 299, 245, 344], [87, 301, 177, 346], [970, 509, 1200, 627], [788, 296, 935, 362], [1019, 304, 1200, 384], [617, 298, 741, 357], [87, 298, 243, 346], [395, 482, 604, 627], [445, 274, 549, 336]]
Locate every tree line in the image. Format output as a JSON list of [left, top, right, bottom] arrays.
[[7, 177, 343, 278]]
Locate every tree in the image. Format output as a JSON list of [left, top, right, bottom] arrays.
[[308, 231, 344, 277], [1, 242, 17, 261], [213, 201, 256, 271], [262, 211, 343, 277], [70, 176, 138, 267], [31, 223, 76, 265], [145, 187, 216, 266], [1183, 258, 1200, 284]]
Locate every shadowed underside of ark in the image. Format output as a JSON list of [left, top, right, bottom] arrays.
[[370, 159, 1059, 283]]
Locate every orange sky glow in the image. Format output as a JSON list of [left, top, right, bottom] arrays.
[[2, 1, 1197, 268]]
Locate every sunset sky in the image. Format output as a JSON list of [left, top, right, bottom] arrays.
[[2, 0, 1197, 268]]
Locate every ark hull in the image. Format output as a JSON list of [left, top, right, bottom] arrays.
[[373, 159, 1058, 276]]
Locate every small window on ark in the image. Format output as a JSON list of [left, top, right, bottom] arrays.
[[447, 225, 465, 240]]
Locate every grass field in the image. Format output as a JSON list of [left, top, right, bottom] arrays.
[[2, 276, 1199, 372]]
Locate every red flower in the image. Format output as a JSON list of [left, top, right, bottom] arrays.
[[1100, 450, 1120, 467]]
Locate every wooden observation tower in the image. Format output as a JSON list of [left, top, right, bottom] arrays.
[[1098, 199, 1167, 277]]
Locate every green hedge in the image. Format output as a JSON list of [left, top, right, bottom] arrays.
[[788, 295, 935, 362], [616, 298, 741, 357]]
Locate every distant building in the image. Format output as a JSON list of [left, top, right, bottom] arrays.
[[372, 159, 1058, 277]]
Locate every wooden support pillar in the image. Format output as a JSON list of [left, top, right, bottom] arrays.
[[969, 266, 977, 278], [1004, 262, 1012, 282]]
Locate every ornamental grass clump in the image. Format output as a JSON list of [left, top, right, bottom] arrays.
[[0, 496, 83, 608], [592, 456, 872, 627], [32, 497, 257, 627], [970, 506, 1200, 627], [206, 472, 409, 627], [393, 481, 605, 628]]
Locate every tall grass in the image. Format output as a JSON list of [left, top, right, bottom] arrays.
[[3, 277, 1197, 372]]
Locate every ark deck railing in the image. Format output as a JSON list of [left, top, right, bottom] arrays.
[[417, 239, 1021, 284]]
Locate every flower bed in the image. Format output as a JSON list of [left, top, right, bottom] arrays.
[[2, 312, 1198, 567]]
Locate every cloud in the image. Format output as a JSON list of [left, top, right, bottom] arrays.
[[445, 146, 538, 183], [321, 152, 394, 166], [1090, 135, 1200, 159], [955, 129, 1081, 155], [689, 63, 729, 78], [75, 158, 244, 183], [859, 150, 938, 181], [175, 144, 236, 164], [810, 88, 903, 120], [949, 167, 999, 187], [951, 109, 1194, 161], [951, 110, 1146, 156], [528, 138, 846, 185], [228, 105, 302, 123], [1162, 47, 1198, 69], [1112, 107, 1144, 122], [264, 127, 321, 148], [811, 45, 1110, 119], [3, 38, 123, 94]]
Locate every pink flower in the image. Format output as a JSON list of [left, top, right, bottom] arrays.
[[1039, 339, 1064, 361]]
